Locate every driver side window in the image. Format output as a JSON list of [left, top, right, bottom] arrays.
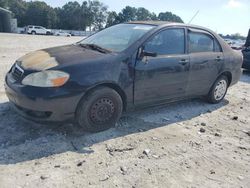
[[144, 28, 185, 55]]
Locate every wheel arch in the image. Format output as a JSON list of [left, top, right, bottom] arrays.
[[208, 71, 232, 96], [80, 82, 127, 112], [218, 71, 232, 86]]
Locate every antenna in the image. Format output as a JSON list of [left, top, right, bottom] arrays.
[[188, 10, 199, 24]]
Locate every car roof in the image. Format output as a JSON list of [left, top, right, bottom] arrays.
[[126, 21, 232, 52], [127, 21, 173, 26], [127, 21, 213, 32]]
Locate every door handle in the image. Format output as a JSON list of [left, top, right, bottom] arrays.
[[215, 56, 222, 61], [179, 59, 189, 65]]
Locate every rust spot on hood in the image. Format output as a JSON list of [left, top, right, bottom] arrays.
[[19, 50, 58, 71]]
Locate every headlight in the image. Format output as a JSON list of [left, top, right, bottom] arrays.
[[22, 70, 70, 87]]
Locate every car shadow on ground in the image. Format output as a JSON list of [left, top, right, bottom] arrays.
[[0, 98, 228, 165], [241, 69, 250, 83]]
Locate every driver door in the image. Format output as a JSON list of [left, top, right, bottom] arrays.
[[134, 28, 190, 105]]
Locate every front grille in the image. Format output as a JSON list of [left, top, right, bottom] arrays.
[[11, 64, 24, 81]]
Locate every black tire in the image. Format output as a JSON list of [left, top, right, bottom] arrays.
[[207, 75, 229, 104], [31, 31, 36, 35], [75, 87, 123, 132]]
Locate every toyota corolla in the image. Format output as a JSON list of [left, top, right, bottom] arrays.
[[5, 21, 242, 132]]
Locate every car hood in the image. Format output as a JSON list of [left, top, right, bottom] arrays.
[[17, 44, 113, 71]]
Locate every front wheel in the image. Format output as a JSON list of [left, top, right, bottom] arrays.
[[207, 75, 229, 104], [76, 87, 123, 132]]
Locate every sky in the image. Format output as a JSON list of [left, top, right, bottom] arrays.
[[36, 0, 250, 36]]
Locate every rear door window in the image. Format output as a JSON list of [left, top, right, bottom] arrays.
[[188, 31, 214, 53]]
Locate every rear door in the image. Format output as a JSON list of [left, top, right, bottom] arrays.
[[134, 27, 190, 105], [186, 28, 224, 96]]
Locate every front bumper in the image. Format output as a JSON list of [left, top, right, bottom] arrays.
[[4, 73, 84, 122]]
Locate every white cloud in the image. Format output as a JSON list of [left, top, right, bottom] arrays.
[[225, 0, 243, 8]]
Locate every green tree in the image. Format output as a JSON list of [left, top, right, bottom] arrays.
[[118, 6, 137, 22], [106, 11, 119, 27], [53, 0, 108, 31], [158, 11, 184, 23], [136, 7, 152, 21], [1, 0, 185, 31], [0, 0, 28, 27], [81, 1, 92, 29], [0, 0, 8, 7], [150, 12, 158, 20], [57, 1, 82, 30], [23, 1, 57, 28], [88, 0, 108, 30]]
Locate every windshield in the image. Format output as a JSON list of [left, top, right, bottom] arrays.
[[80, 24, 156, 52]]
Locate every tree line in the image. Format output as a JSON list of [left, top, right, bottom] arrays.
[[0, 0, 184, 30]]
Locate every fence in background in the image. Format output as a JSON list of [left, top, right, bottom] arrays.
[[17, 27, 96, 36]]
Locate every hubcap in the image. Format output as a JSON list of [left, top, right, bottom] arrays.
[[89, 98, 115, 124], [214, 80, 227, 101]]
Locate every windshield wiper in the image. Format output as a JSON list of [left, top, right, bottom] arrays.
[[79, 43, 111, 54]]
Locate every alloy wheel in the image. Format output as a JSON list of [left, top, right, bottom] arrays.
[[214, 80, 227, 101]]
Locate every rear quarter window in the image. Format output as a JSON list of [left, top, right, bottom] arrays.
[[214, 39, 222, 52]]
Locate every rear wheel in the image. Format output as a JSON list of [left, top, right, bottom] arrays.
[[76, 87, 123, 132], [207, 75, 228, 104], [31, 31, 36, 35]]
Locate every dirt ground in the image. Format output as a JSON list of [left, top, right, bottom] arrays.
[[0, 33, 249, 188]]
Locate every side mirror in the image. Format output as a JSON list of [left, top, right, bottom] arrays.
[[138, 47, 157, 60], [142, 51, 157, 57]]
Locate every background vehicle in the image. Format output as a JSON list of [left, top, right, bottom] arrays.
[[27, 25, 51, 35], [225, 39, 244, 50], [242, 29, 250, 70], [55, 30, 71, 37], [5, 22, 242, 132]]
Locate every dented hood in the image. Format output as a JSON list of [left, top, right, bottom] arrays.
[[18, 44, 110, 71]]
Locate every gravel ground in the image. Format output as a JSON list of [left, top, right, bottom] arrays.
[[0, 33, 250, 188]]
